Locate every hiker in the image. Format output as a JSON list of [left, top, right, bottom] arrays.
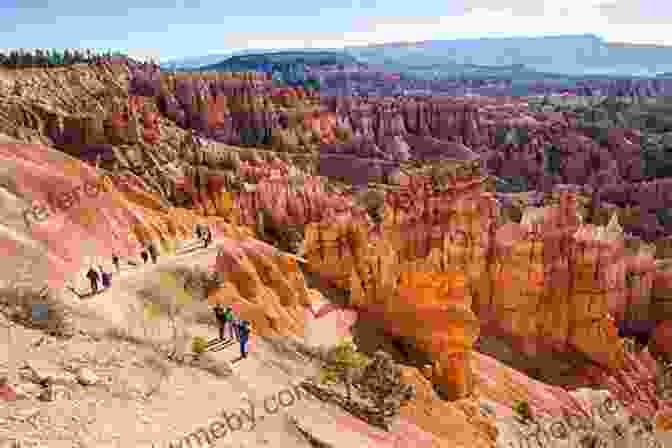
[[238, 320, 251, 358], [204, 226, 213, 248], [112, 253, 120, 273], [195, 224, 202, 240], [99, 265, 112, 289], [141, 249, 149, 264], [214, 304, 226, 340], [148, 243, 158, 264], [86, 266, 100, 294], [223, 306, 236, 340]]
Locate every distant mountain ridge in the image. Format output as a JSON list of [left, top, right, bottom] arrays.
[[345, 34, 672, 78], [162, 34, 672, 78], [161, 48, 349, 70], [199, 51, 361, 71]]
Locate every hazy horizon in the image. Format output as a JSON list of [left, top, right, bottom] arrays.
[[1, 1, 671, 62]]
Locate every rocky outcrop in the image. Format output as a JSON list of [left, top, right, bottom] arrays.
[[298, 171, 667, 418], [0, 133, 251, 293], [4, 61, 672, 242], [651, 320, 672, 359], [208, 237, 312, 338], [2, 61, 671, 439]]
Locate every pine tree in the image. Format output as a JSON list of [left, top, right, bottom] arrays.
[[73, 48, 83, 64], [16, 48, 25, 67], [52, 49, 63, 66], [9, 50, 18, 67], [320, 337, 369, 401], [34, 49, 45, 67], [63, 49, 72, 65]]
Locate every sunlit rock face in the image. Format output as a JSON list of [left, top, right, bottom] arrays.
[[651, 319, 672, 359], [208, 238, 312, 338], [299, 170, 663, 411]]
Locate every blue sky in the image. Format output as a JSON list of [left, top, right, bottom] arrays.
[[1, 0, 670, 61]]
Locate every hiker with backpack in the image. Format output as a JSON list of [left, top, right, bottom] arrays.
[[86, 266, 100, 294], [98, 265, 112, 289], [112, 253, 120, 273], [148, 243, 158, 264], [237, 320, 251, 358], [201, 225, 212, 248], [222, 306, 236, 340], [214, 304, 226, 340], [206, 227, 213, 247]]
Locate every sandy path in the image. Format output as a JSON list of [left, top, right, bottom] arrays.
[[53, 238, 368, 447]]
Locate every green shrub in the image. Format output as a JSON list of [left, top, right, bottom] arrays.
[[320, 336, 369, 401], [161, 238, 176, 256], [192, 336, 208, 356], [513, 400, 534, 422]]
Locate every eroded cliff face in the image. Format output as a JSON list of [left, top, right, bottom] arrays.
[[299, 171, 666, 417], [2, 62, 670, 442], [6, 61, 672, 242], [208, 237, 312, 339], [0, 133, 252, 291]]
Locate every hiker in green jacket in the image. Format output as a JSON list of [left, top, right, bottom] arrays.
[[223, 306, 236, 340]]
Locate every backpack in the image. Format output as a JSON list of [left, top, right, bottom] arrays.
[[223, 309, 233, 322], [238, 321, 251, 339], [101, 272, 111, 288], [214, 306, 226, 322]]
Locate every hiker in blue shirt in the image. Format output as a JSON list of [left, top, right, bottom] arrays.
[[238, 320, 251, 358]]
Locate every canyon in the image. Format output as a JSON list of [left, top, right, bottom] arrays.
[[0, 56, 670, 446]]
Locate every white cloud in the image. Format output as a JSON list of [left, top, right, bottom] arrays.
[[338, 3, 672, 46], [234, 1, 672, 50], [125, 48, 164, 62]]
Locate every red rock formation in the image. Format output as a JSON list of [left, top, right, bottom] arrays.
[[0, 135, 250, 292], [651, 320, 672, 359], [562, 349, 660, 419], [209, 237, 311, 338]]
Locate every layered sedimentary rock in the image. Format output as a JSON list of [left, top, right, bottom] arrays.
[[3, 61, 672, 433], [0, 133, 250, 292], [5, 60, 672, 241], [651, 320, 672, 359], [297, 171, 665, 416]]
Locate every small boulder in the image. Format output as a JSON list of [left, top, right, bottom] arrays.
[[0, 382, 17, 401], [13, 382, 42, 399], [75, 367, 99, 386]]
